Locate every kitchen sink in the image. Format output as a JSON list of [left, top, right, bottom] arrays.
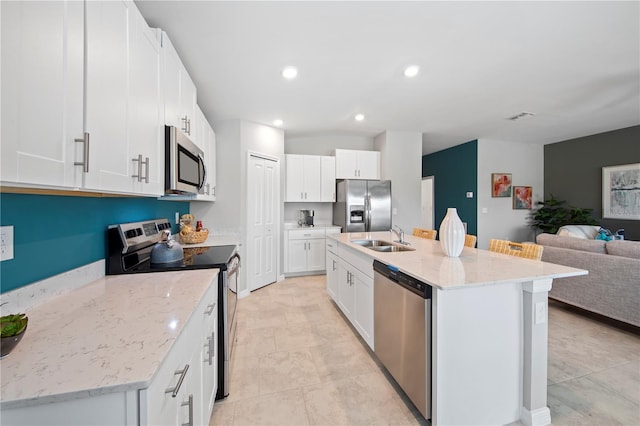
[[369, 245, 416, 252], [350, 239, 392, 247], [350, 239, 415, 252]]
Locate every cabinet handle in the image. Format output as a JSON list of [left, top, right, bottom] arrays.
[[332, 260, 336, 271], [143, 157, 150, 183], [181, 394, 193, 426], [165, 364, 189, 397], [132, 154, 143, 182], [204, 302, 216, 316], [300, 192, 304, 200], [305, 192, 307, 199], [213, 186, 216, 196], [74, 132, 90, 173], [206, 332, 215, 366], [187, 118, 191, 135], [181, 116, 189, 134], [206, 183, 211, 195]]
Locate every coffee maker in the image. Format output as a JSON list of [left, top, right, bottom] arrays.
[[297, 209, 314, 227]]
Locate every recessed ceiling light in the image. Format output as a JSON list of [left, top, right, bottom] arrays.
[[281, 66, 298, 79], [404, 65, 420, 78], [355, 114, 365, 122], [273, 119, 284, 127]]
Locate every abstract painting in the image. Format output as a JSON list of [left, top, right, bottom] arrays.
[[513, 186, 532, 209], [602, 163, 640, 220], [491, 173, 512, 197]]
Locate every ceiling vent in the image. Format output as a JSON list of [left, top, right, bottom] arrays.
[[506, 111, 536, 121]]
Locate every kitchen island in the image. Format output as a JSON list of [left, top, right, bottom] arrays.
[[327, 231, 587, 426]]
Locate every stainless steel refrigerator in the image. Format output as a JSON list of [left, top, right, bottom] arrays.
[[333, 180, 392, 232]]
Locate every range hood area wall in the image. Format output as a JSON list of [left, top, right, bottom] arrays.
[[0, 193, 188, 293]]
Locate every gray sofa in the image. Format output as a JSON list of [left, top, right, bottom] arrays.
[[536, 233, 640, 327]]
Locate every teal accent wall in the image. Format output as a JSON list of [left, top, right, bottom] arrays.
[[422, 140, 478, 236], [0, 194, 189, 293]]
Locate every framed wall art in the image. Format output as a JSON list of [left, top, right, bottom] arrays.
[[491, 173, 512, 197], [602, 163, 640, 220], [513, 186, 532, 209]]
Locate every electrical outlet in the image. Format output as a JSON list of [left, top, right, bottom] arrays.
[[175, 212, 180, 224], [466, 191, 474, 198], [1, 225, 15, 261]]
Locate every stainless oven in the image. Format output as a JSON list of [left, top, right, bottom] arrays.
[[218, 252, 240, 399], [165, 125, 206, 195], [105, 218, 239, 402]]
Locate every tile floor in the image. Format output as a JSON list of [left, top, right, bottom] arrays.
[[210, 275, 640, 426]]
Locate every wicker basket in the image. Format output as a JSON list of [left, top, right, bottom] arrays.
[[180, 229, 209, 244]]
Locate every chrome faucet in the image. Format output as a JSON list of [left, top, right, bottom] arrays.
[[391, 225, 408, 245]]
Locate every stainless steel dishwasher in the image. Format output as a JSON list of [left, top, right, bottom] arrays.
[[373, 260, 431, 420]]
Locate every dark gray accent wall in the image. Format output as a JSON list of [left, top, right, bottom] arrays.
[[544, 125, 640, 240]]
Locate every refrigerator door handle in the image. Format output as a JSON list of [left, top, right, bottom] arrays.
[[364, 194, 371, 232]]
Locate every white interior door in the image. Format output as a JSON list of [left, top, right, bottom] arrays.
[[248, 154, 278, 291], [421, 176, 434, 230]]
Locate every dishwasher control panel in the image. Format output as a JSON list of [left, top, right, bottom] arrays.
[[373, 260, 431, 299]]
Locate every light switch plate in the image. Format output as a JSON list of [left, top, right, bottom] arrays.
[[1, 225, 14, 261], [466, 192, 474, 198]]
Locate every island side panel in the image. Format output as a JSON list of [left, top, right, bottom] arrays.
[[431, 282, 523, 426], [521, 279, 553, 426]]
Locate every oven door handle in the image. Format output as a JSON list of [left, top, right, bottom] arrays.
[[198, 153, 207, 192], [227, 253, 241, 276]]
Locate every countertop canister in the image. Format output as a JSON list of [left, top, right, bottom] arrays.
[[439, 208, 465, 257]]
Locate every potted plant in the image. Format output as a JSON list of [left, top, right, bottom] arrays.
[[1, 312, 29, 358], [531, 195, 599, 234]]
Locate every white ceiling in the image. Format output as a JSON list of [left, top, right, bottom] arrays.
[[135, 1, 640, 155]]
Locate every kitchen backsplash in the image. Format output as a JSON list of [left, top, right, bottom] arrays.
[[284, 202, 333, 225], [0, 193, 189, 293]]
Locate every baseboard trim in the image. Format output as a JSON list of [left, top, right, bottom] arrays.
[[521, 406, 551, 426], [238, 289, 251, 299]]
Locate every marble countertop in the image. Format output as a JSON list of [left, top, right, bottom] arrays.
[[0, 269, 218, 409], [329, 231, 587, 290]]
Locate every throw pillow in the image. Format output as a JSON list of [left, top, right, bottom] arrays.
[[557, 225, 601, 239]]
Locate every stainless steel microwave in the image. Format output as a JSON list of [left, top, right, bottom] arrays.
[[165, 125, 206, 195]]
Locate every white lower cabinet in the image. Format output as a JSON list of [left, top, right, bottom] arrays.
[[200, 289, 218, 422], [330, 241, 374, 349], [353, 267, 374, 346], [326, 241, 339, 302], [337, 259, 356, 322], [285, 228, 327, 274], [141, 281, 217, 426]]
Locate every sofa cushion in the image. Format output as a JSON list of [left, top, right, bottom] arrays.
[[606, 240, 640, 260], [556, 225, 601, 239], [536, 233, 607, 254]]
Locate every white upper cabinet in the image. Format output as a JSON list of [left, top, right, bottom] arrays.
[[320, 156, 336, 202], [162, 32, 196, 138], [84, 1, 163, 195], [1, 0, 84, 187], [182, 105, 216, 202], [334, 149, 380, 180], [285, 154, 335, 202], [128, 7, 164, 195], [83, 0, 132, 193], [1, 0, 164, 196], [206, 122, 217, 200], [285, 154, 321, 202]]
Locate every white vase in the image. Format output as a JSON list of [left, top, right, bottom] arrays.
[[439, 208, 465, 257]]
